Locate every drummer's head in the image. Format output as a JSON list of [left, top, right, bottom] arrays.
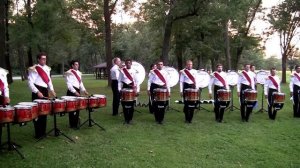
[[125, 59, 132, 69], [70, 60, 79, 70], [150, 64, 157, 70], [250, 65, 255, 72], [270, 68, 276, 76], [295, 65, 300, 73], [37, 52, 47, 66], [216, 64, 223, 72], [113, 57, 121, 66], [156, 60, 164, 70], [186, 60, 193, 70], [244, 64, 250, 71]]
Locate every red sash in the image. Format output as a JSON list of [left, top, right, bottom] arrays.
[[294, 73, 300, 81], [71, 69, 81, 84], [242, 70, 252, 86], [123, 68, 134, 85], [184, 69, 196, 84], [0, 78, 4, 96], [214, 72, 226, 87], [35, 66, 50, 84], [153, 69, 166, 86], [268, 76, 279, 90]]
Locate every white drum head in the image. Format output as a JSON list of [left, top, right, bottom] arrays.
[[196, 70, 210, 88], [227, 71, 239, 86], [164, 66, 179, 87], [256, 70, 270, 85], [132, 61, 146, 85]]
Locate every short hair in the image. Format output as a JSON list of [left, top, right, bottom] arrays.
[[186, 60, 192, 64], [70, 60, 79, 67], [150, 64, 156, 69], [112, 57, 120, 64], [216, 64, 222, 68], [250, 64, 255, 69], [156, 60, 163, 64], [295, 65, 300, 69], [37, 52, 47, 60], [244, 63, 250, 67], [125, 59, 132, 63]]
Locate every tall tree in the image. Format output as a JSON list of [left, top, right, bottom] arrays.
[[268, 0, 300, 83], [0, 0, 5, 69]]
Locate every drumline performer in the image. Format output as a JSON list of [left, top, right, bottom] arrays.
[[28, 52, 56, 139], [289, 65, 300, 118], [208, 64, 229, 123], [148, 64, 157, 114], [64, 60, 89, 129], [147, 61, 170, 124], [264, 68, 283, 120], [110, 57, 122, 116], [0, 67, 10, 145], [179, 60, 199, 123], [237, 64, 256, 122], [118, 59, 140, 124]]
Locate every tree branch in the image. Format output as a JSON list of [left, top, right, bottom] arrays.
[[109, 0, 118, 16]]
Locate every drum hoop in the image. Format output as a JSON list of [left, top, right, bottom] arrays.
[[226, 71, 239, 86], [164, 66, 179, 88], [256, 70, 270, 85], [196, 70, 210, 88]]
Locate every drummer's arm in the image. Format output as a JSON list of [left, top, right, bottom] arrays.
[[289, 77, 294, 97], [118, 73, 123, 92], [264, 80, 268, 98], [3, 76, 10, 104], [237, 76, 242, 97], [208, 78, 214, 98]]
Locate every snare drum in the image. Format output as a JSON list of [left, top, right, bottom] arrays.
[[273, 92, 285, 104], [184, 88, 199, 101], [244, 89, 257, 102], [154, 88, 168, 102], [14, 105, 32, 123], [217, 89, 231, 102], [52, 99, 66, 113], [61, 96, 78, 112], [77, 97, 88, 110], [18, 102, 39, 119], [0, 106, 15, 123], [88, 97, 99, 108], [121, 89, 135, 102], [33, 99, 52, 115], [93, 94, 107, 107]]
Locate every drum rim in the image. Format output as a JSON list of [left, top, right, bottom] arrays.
[[33, 99, 52, 102], [0, 107, 15, 110], [14, 105, 32, 109]]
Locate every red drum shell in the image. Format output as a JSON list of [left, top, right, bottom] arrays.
[[53, 99, 66, 113], [217, 89, 231, 102], [14, 105, 32, 123], [120, 89, 135, 102], [273, 92, 285, 104], [77, 97, 88, 110], [93, 95, 107, 107], [184, 88, 199, 101], [65, 99, 78, 112], [34, 99, 52, 115], [0, 107, 15, 123], [244, 90, 257, 102], [18, 102, 39, 119], [154, 88, 168, 102], [88, 97, 99, 108]]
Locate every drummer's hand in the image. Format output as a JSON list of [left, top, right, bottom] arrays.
[[75, 92, 81, 97], [84, 91, 89, 96], [37, 91, 44, 98], [290, 92, 293, 97], [147, 91, 151, 96], [4, 97, 10, 104], [50, 90, 56, 98], [237, 92, 240, 97], [136, 93, 140, 97]]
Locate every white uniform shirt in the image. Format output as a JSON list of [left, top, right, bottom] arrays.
[[28, 64, 54, 93], [0, 68, 9, 98], [264, 75, 281, 95], [118, 68, 140, 92], [179, 69, 198, 92], [110, 64, 120, 80], [64, 69, 86, 93], [147, 69, 170, 92], [289, 72, 300, 92], [208, 71, 229, 94], [237, 70, 256, 92]]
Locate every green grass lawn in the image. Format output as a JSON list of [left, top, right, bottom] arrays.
[[1, 75, 300, 168]]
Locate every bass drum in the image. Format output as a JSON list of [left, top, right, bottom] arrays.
[[226, 71, 239, 86], [256, 70, 270, 85], [164, 66, 179, 87], [132, 61, 146, 85], [196, 70, 210, 88]]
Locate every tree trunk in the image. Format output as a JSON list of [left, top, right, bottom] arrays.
[[18, 45, 27, 81], [161, 14, 173, 65], [0, 0, 6, 68], [104, 0, 112, 86], [175, 32, 183, 70], [5, 0, 12, 83], [224, 20, 231, 70], [27, 0, 33, 66], [282, 54, 287, 83]]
